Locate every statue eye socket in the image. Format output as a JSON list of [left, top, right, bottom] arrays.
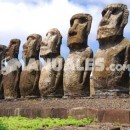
[[79, 18, 87, 24], [102, 10, 107, 16], [70, 20, 74, 26], [10, 42, 18, 47], [46, 32, 55, 36], [11, 42, 16, 44], [51, 32, 56, 35], [111, 8, 119, 15], [31, 37, 36, 40]]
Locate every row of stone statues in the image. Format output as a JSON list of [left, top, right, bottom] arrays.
[[0, 3, 130, 99]]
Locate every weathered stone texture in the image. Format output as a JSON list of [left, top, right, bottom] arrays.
[[20, 34, 42, 98], [129, 77, 130, 94], [93, 4, 130, 96], [63, 13, 93, 97], [0, 45, 7, 98], [2, 39, 21, 99], [90, 76, 95, 96], [39, 28, 64, 97]]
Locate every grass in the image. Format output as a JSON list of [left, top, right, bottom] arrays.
[[0, 116, 97, 130]]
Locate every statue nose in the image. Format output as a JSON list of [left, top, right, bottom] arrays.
[[69, 19, 79, 35], [41, 40, 48, 46], [71, 19, 79, 29], [103, 10, 112, 19], [100, 10, 112, 26], [68, 29, 77, 37], [23, 42, 28, 49], [68, 20, 79, 36], [100, 18, 108, 26]]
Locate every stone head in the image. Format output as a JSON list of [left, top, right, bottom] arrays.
[[6, 39, 20, 59], [97, 3, 129, 40], [40, 28, 62, 57], [67, 13, 92, 49], [22, 34, 42, 59]]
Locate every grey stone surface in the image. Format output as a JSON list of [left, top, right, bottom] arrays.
[[39, 28, 64, 97], [2, 39, 21, 99], [93, 4, 130, 96], [20, 34, 42, 98], [63, 13, 93, 97], [0, 45, 7, 99]]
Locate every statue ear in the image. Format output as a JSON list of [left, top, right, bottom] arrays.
[[121, 9, 129, 28], [36, 42, 40, 51], [37, 36, 42, 51], [56, 38, 62, 53], [86, 15, 92, 35], [56, 37, 60, 47]]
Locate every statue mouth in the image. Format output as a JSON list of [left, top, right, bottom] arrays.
[[40, 49, 52, 56], [100, 20, 109, 26], [40, 47, 48, 51]]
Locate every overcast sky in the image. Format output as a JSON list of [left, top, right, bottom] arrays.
[[0, 0, 130, 60]]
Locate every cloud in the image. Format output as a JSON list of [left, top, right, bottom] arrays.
[[0, 0, 87, 37], [0, 0, 89, 59], [70, 0, 130, 6], [0, 0, 52, 6], [0, 0, 130, 59]]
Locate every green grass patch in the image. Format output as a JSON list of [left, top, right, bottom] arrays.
[[0, 116, 97, 130]]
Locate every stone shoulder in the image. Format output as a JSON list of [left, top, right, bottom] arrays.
[[84, 46, 93, 58]]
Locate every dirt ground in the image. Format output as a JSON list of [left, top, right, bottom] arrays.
[[0, 97, 130, 109]]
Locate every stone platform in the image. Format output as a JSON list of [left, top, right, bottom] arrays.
[[50, 123, 130, 130], [0, 97, 130, 124]]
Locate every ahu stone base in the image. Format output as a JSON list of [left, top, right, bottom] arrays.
[[0, 98, 130, 124]]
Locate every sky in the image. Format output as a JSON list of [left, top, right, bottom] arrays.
[[0, 0, 130, 61]]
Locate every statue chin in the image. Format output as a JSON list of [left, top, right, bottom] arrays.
[[40, 49, 58, 57], [97, 27, 122, 40], [68, 37, 83, 46]]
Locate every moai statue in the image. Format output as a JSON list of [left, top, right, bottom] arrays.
[[39, 28, 64, 98], [20, 34, 42, 98], [1, 39, 21, 99], [0, 45, 7, 99], [63, 13, 93, 97], [93, 4, 130, 96]]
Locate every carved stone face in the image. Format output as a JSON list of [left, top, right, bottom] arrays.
[[22, 34, 42, 59], [6, 39, 20, 59], [97, 4, 129, 40], [40, 28, 62, 57], [67, 13, 92, 48]]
